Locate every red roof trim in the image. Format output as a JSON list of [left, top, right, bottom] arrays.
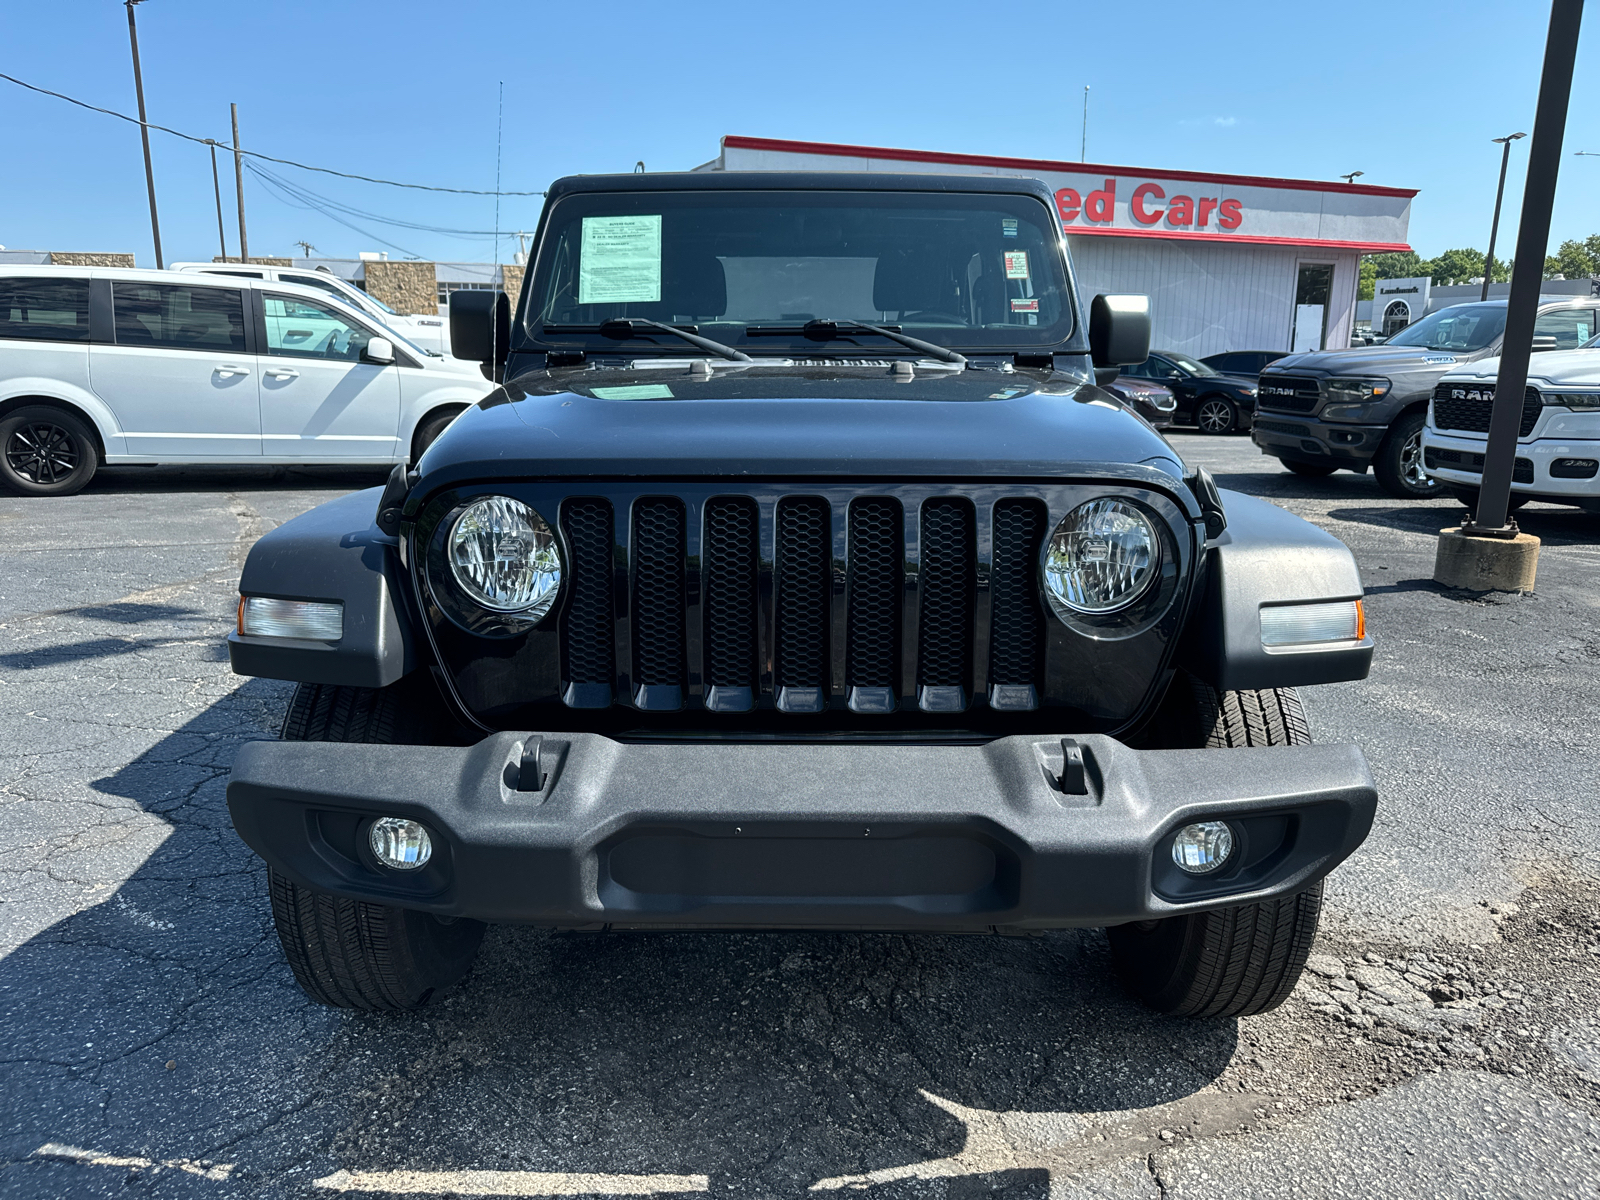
[[1061, 226, 1412, 253], [721, 135, 1420, 200]]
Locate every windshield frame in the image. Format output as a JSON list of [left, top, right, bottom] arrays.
[[1382, 302, 1508, 352], [517, 187, 1080, 357]]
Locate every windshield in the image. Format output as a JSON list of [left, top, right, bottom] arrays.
[[526, 190, 1074, 354], [1164, 352, 1218, 377], [1385, 303, 1507, 351]]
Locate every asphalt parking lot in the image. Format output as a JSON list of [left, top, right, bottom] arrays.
[[2, 435, 1598, 1199]]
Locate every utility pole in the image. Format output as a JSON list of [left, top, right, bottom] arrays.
[[294, 241, 316, 258], [1081, 86, 1089, 161], [207, 141, 228, 262], [1482, 133, 1527, 302], [231, 103, 249, 263], [124, 0, 163, 269]]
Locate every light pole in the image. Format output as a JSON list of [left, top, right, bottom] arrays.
[[1482, 132, 1527, 302], [1340, 171, 1364, 184], [124, 0, 162, 269], [1081, 86, 1089, 161]]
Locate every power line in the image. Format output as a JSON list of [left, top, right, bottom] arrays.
[[244, 160, 514, 238], [0, 71, 545, 196]]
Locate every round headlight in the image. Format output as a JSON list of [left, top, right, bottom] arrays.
[[447, 496, 562, 617], [1042, 498, 1159, 616]]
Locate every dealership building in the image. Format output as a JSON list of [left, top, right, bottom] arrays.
[[699, 136, 1417, 359]]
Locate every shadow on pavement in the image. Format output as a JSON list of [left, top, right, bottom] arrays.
[[0, 679, 1238, 1198], [84, 466, 392, 497]]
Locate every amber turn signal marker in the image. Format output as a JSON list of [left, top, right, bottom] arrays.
[[236, 595, 246, 636], [1355, 599, 1366, 641]]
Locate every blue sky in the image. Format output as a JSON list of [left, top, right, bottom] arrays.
[[2, 1, 1596, 268]]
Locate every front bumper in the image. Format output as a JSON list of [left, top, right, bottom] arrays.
[[1423, 428, 1600, 501], [1251, 413, 1387, 467], [228, 732, 1377, 931]]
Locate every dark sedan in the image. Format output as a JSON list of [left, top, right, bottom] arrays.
[[1200, 350, 1287, 378], [1120, 351, 1259, 434], [1103, 375, 1176, 429]]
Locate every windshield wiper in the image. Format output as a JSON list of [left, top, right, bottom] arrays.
[[543, 318, 752, 362], [745, 319, 967, 365]]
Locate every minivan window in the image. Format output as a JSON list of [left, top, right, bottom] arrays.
[[1385, 303, 1508, 352], [0, 277, 91, 342], [113, 282, 246, 351], [263, 293, 377, 361]]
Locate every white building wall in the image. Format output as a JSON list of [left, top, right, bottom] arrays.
[[1068, 237, 1358, 357]]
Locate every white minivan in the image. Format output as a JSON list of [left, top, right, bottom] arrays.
[[170, 261, 454, 356], [0, 266, 494, 496]]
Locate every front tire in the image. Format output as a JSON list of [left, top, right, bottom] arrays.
[[1109, 677, 1324, 1018], [0, 405, 99, 496], [1372, 410, 1441, 499], [1194, 395, 1239, 435], [411, 406, 465, 465], [268, 681, 485, 1010]]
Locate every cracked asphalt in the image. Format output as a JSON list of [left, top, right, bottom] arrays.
[[1, 441, 1597, 1199]]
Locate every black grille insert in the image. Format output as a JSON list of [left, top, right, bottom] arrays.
[[989, 499, 1046, 700], [559, 498, 614, 701], [774, 497, 831, 694], [846, 498, 903, 694], [1423, 447, 1535, 483], [1432, 383, 1542, 437], [917, 499, 974, 693], [703, 497, 758, 692], [631, 498, 685, 702]]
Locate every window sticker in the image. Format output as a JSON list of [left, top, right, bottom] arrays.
[[578, 215, 662, 305], [1004, 250, 1030, 280], [1010, 298, 1039, 313], [592, 384, 674, 400], [1001, 218, 1019, 238]]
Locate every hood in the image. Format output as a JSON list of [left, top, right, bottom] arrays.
[[1266, 344, 1474, 376], [1207, 373, 1259, 392], [1441, 348, 1600, 386], [415, 361, 1186, 487]]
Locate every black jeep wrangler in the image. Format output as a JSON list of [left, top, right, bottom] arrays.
[[226, 172, 1377, 1019]]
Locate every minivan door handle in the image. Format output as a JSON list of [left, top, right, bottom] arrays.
[[265, 367, 300, 380], [214, 364, 251, 378]]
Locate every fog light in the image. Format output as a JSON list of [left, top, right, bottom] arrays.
[[1172, 821, 1234, 875], [368, 817, 432, 870]]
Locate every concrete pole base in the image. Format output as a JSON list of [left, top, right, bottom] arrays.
[[1433, 527, 1540, 592]]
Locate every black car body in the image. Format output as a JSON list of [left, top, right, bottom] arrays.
[[1121, 351, 1259, 434], [1201, 350, 1287, 378], [1253, 299, 1600, 497], [224, 171, 1376, 1018], [1103, 374, 1177, 429]]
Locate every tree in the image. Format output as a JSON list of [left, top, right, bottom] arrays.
[[1428, 248, 1487, 285], [1545, 234, 1600, 279], [1358, 251, 1428, 300]]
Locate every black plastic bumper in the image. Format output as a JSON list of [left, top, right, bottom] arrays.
[[1251, 415, 1387, 467], [227, 732, 1377, 931]]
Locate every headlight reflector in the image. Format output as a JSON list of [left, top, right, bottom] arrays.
[[1324, 376, 1391, 403], [1041, 498, 1159, 616], [447, 496, 561, 616]]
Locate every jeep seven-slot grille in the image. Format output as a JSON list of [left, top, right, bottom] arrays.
[[1257, 376, 1321, 413], [1432, 382, 1542, 436], [559, 491, 1056, 714]]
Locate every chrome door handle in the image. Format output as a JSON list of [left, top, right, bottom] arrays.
[[265, 367, 300, 379], [214, 364, 251, 377]]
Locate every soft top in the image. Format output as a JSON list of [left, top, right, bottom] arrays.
[[544, 170, 1059, 205]]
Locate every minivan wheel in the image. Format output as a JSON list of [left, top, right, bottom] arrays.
[[1195, 396, 1238, 435], [1372, 411, 1441, 499], [0, 405, 100, 497]]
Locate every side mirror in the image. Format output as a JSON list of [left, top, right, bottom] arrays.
[[1089, 294, 1151, 368], [449, 289, 511, 376], [362, 337, 395, 365], [1530, 334, 1560, 353]]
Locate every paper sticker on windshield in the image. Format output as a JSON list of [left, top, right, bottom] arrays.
[[1010, 298, 1039, 313], [1004, 250, 1030, 279], [1001, 218, 1019, 238], [578, 215, 662, 305], [592, 384, 674, 400]]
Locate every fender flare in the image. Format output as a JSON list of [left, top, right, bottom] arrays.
[[227, 487, 418, 688], [1176, 489, 1373, 691]]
